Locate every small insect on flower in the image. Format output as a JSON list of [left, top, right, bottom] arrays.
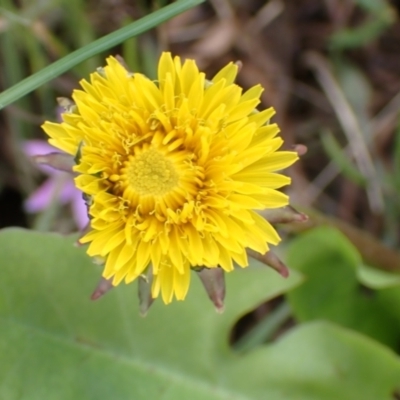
[[41, 52, 304, 313]]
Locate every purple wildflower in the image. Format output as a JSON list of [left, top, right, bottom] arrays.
[[24, 140, 88, 230]]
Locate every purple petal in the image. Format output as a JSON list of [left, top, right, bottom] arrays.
[[59, 178, 77, 203], [23, 140, 62, 176], [62, 179, 89, 229], [24, 179, 57, 212], [23, 140, 58, 156], [24, 140, 89, 229], [71, 191, 89, 230]]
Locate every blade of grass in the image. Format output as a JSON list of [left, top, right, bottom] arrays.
[[305, 51, 384, 213], [0, 0, 205, 109], [321, 130, 367, 186]]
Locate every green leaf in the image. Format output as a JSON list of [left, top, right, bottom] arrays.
[[357, 264, 400, 289], [1, 228, 400, 399], [347, 0, 390, 15], [238, 321, 400, 400], [329, 3, 395, 50], [330, 16, 394, 50], [0, 228, 299, 399], [286, 226, 400, 349]]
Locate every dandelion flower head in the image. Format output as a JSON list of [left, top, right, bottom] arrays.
[[42, 52, 298, 304]]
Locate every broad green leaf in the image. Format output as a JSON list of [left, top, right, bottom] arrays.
[[286, 226, 400, 348], [235, 321, 400, 400], [0, 228, 300, 400], [1, 228, 400, 400], [357, 264, 400, 289]]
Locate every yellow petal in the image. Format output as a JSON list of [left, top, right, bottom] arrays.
[[212, 62, 238, 85]]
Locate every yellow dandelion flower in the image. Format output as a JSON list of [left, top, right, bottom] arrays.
[[42, 52, 298, 305]]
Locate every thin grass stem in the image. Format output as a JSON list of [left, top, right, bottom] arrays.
[[0, 0, 205, 109]]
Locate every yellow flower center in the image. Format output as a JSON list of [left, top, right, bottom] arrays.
[[126, 149, 179, 196]]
